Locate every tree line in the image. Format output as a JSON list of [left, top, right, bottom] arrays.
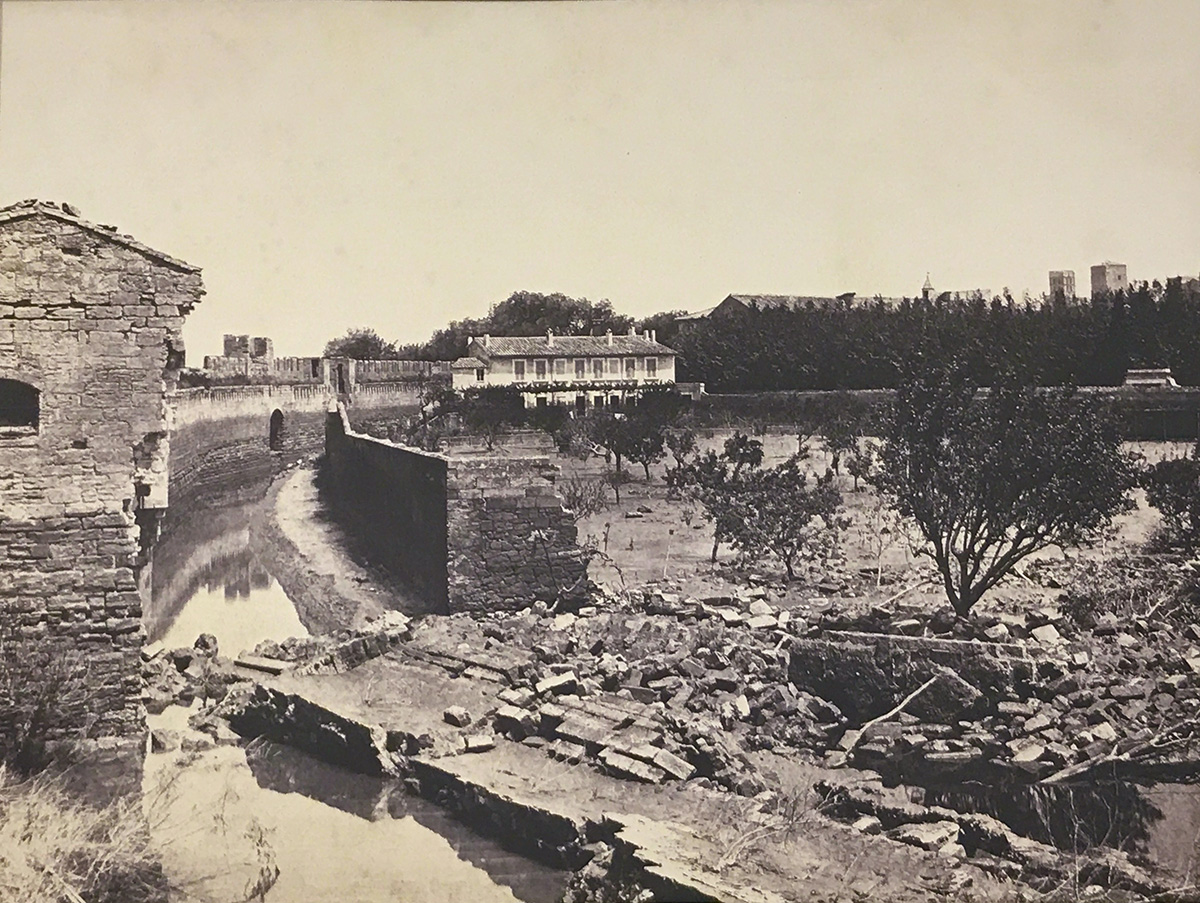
[[674, 279, 1200, 391], [325, 280, 1200, 393]]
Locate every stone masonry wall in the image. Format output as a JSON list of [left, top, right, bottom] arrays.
[[0, 201, 203, 755], [324, 407, 585, 613]]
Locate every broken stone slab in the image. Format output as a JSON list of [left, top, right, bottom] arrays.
[[998, 700, 1039, 718], [891, 820, 960, 851], [537, 702, 568, 733], [444, 706, 473, 728], [494, 705, 537, 737], [547, 739, 587, 763], [1023, 713, 1054, 734], [746, 614, 778, 630], [850, 815, 882, 835], [536, 671, 580, 696], [141, 641, 165, 662], [747, 599, 774, 617], [652, 748, 695, 781], [498, 687, 536, 707], [1030, 624, 1062, 645], [149, 728, 181, 753], [557, 716, 618, 749], [598, 748, 667, 784], [234, 654, 292, 676], [463, 734, 496, 753]]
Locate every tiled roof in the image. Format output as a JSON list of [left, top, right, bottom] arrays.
[[451, 357, 485, 369], [0, 199, 201, 273], [472, 335, 675, 357], [725, 294, 840, 310]]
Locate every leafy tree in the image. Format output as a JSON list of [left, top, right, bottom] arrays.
[[1142, 446, 1200, 549], [724, 458, 844, 581], [844, 437, 878, 491], [459, 386, 525, 450], [624, 417, 667, 481], [672, 432, 766, 563], [323, 327, 399, 360], [874, 366, 1139, 616]]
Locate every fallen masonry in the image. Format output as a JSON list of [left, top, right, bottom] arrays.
[[138, 570, 1200, 901]]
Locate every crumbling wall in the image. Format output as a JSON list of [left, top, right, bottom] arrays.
[[0, 201, 203, 758], [324, 408, 584, 613], [788, 632, 1032, 722]]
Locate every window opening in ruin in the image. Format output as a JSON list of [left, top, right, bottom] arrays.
[[269, 409, 285, 451], [0, 379, 39, 432]]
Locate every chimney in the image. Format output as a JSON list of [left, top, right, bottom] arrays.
[[547, 327, 554, 347], [468, 336, 475, 349], [606, 329, 613, 346], [650, 329, 656, 343], [628, 325, 635, 336], [483, 334, 490, 348]]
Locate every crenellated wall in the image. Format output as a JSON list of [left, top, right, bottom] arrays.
[[323, 406, 585, 613]]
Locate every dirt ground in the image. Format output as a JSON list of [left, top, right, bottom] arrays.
[[565, 434, 1186, 618], [239, 439, 1194, 902]]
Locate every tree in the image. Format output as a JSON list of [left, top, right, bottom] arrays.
[[459, 386, 525, 450], [323, 327, 399, 360], [874, 366, 1139, 616], [1142, 446, 1200, 549], [672, 432, 766, 563], [724, 457, 844, 581]]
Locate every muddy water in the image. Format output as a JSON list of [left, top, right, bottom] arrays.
[[145, 503, 570, 903], [145, 708, 568, 903]]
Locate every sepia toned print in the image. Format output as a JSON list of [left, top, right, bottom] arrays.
[[2, 3, 1200, 901]]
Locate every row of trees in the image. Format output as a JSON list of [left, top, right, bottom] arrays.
[[675, 279, 1200, 391], [665, 364, 1142, 617], [326, 280, 1200, 393], [394, 356, 1199, 620]]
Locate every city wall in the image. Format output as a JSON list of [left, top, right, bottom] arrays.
[[323, 406, 585, 613]]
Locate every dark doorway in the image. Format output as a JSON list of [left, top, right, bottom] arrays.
[[269, 409, 285, 450], [0, 379, 39, 429]]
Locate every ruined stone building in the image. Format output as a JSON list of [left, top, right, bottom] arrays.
[[0, 200, 203, 770]]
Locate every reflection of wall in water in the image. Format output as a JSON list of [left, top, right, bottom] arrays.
[[142, 502, 274, 641]]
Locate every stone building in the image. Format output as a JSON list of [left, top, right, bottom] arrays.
[[0, 200, 203, 769], [452, 329, 676, 410], [1049, 270, 1076, 301], [1091, 261, 1129, 296]]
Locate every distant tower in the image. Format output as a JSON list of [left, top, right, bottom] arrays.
[[1090, 262, 1128, 296], [1049, 270, 1076, 301], [921, 273, 934, 302]]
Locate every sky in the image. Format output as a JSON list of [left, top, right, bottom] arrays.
[[1, 1, 1198, 360]]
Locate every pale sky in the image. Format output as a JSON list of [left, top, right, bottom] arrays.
[[1, 1, 1198, 360]]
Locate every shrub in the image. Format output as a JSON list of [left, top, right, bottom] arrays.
[[558, 476, 609, 520], [0, 766, 164, 903], [1142, 445, 1200, 550]]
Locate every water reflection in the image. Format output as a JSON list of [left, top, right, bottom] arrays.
[[144, 714, 569, 903], [146, 504, 307, 657]]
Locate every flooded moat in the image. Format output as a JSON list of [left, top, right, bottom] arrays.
[[144, 500, 569, 903]]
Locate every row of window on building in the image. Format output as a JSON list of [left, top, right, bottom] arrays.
[[498, 356, 662, 382]]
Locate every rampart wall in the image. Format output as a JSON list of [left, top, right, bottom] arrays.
[[323, 406, 585, 613]]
